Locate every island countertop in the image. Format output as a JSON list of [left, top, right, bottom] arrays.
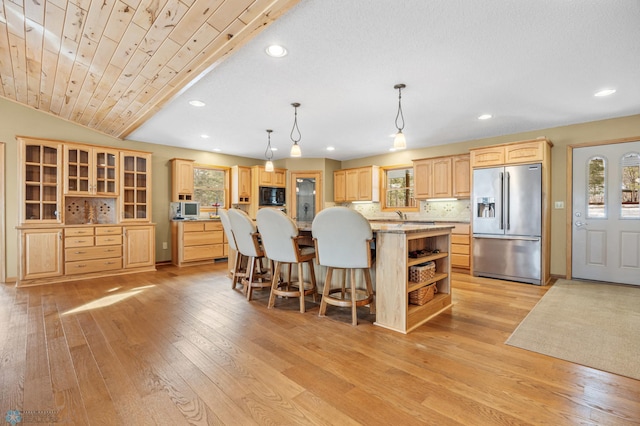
[[296, 221, 454, 234]]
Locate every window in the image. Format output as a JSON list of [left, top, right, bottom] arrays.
[[382, 165, 417, 211], [620, 152, 639, 218], [193, 165, 229, 211], [587, 156, 606, 218]]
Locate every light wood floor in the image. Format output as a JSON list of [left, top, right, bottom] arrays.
[[1, 263, 638, 425]]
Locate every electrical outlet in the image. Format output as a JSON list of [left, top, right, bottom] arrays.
[[554, 201, 564, 209], [162, 242, 168, 249]]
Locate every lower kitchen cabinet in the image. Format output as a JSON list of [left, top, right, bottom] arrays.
[[124, 225, 156, 269], [446, 223, 470, 272], [20, 228, 63, 281], [171, 220, 227, 266], [17, 224, 156, 287]]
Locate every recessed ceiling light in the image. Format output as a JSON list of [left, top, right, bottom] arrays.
[[265, 45, 287, 58], [271, 147, 278, 151], [389, 148, 396, 152], [594, 89, 616, 97], [200, 134, 209, 138], [326, 146, 335, 151], [212, 148, 221, 152], [189, 100, 206, 107], [478, 114, 492, 120]]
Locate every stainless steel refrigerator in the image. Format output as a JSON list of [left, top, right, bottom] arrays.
[[472, 163, 542, 285]]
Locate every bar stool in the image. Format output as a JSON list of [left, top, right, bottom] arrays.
[[256, 208, 318, 313], [228, 208, 271, 301], [312, 207, 375, 325], [219, 209, 246, 292]]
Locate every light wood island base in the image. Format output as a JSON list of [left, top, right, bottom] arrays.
[[372, 224, 453, 333]]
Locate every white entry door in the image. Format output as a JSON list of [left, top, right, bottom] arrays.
[[572, 141, 640, 285]]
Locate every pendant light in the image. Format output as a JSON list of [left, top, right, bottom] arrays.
[[289, 102, 302, 157], [264, 129, 274, 172], [393, 83, 407, 149]]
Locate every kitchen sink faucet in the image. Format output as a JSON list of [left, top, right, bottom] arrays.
[[396, 210, 406, 220]]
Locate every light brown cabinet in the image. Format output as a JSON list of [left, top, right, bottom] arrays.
[[442, 223, 470, 272], [256, 166, 286, 187], [17, 137, 156, 287], [19, 138, 62, 223], [452, 155, 471, 198], [232, 165, 251, 204], [334, 170, 346, 203], [121, 152, 151, 221], [334, 166, 379, 203], [414, 154, 470, 199], [470, 139, 549, 168], [124, 225, 156, 269], [171, 221, 227, 266], [64, 145, 119, 196], [375, 227, 452, 333], [65, 226, 123, 275], [19, 228, 63, 281], [171, 158, 194, 201]]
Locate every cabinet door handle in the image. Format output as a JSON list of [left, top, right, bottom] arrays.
[[74, 251, 86, 254]]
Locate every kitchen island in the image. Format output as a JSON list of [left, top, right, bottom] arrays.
[[372, 223, 453, 333]]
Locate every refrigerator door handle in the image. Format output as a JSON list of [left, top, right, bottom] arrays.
[[473, 235, 541, 242], [499, 172, 504, 230], [505, 171, 510, 230]]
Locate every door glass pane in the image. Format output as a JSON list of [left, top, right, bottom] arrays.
[[296, 178, 316, 222], [587, 156, 606, 218], [620, 152, 640, 218]]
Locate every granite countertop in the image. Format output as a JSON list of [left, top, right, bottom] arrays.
[[171, 217, 221, 222], [367, 217, 470, 224], [296, 221, 454, 234]]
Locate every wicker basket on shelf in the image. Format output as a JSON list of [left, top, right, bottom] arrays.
[[408, 261, 435, 283], [409, 283, 437, 305]]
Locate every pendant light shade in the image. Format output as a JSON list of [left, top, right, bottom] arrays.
[[264, 129, 274, 172], [393, 83, 407, 149], [289, 102, 302, 157]]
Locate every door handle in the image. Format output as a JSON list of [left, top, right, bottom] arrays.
[[575, 221, 588, 228]]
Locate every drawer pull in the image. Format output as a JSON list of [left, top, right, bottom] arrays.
[[74, 251, 86, 254], [105, 262, 116, 265], [75, 264, 87, 268], [105, 238, 114, 241], [105, 249, 115, 252]]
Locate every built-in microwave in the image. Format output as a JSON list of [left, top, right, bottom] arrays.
[[259, 186, 286, 206]]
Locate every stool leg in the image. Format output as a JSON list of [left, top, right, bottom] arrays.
[[231, 251, 242, 290], [364, 267, 376, 314], [246, 256, 257, 301], [350, 268, 358, 326], [319, 267, 334, 317], [308, 260, 318, 302], [268, 261, 282, 309], [298, 262, 305, 313]]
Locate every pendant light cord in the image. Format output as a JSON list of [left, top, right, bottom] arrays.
[[265, 130, 273, 160], [290, 103, 301, 143], [395, 85, 405, 132]]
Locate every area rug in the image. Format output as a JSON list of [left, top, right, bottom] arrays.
[[506, 279, 640, 380]]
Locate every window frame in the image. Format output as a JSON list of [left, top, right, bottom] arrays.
[[192, 164, 230, 212], [380, 164, 418, 212]]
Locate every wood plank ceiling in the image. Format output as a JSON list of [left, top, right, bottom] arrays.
[[0, 0, 299, 138]]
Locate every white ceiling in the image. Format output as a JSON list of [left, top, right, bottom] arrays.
[[128, 0, 640, 161]]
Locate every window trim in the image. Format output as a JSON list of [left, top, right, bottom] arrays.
[[193, 164, 230, 212], [380, 164, 418, 212]]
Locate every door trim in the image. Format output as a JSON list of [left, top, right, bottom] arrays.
[[566, 135, 640, 280], [1, 142, 5, 283]]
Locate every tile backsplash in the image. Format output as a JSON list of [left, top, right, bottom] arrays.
[[350, 199, 471, 222]]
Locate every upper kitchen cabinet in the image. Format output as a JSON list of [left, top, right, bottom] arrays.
[[334, 170, 346, 203], [413, 154, 470, 199], [334, 166, 380, 203], [255, 165, 286, 187], [18, 137, 63, 223], [64, 144, 119, 196], [121, 152, 152, 222], [470, 138, 551, 168], [232, 166, 251, 204], [171, 158, 195, 201], [452, 154, 471, 198]]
